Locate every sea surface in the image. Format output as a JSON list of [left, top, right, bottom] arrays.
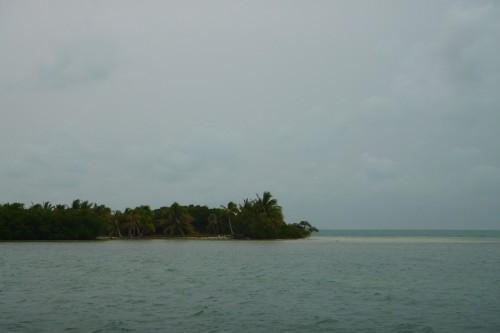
[[1, 230, 500, 332]]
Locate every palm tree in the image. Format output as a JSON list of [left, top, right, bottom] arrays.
[[30, 202, 42, 210], [123, 208, 139, 238], [220, 202, 238, 235], [163, 202, 194, 237], [134, 205, 155, 236], [42, 202, 54, 211], [256, 191, 283, 221], [55, 204, 67, 211], [111, 210, 123, 238], [71, 199, 81, 210], [121, 207, 152, 238], [207, 213, 218, 235], [80, 200, 92, 210]]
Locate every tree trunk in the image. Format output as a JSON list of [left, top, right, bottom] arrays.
[[229, 217, 234, 235]]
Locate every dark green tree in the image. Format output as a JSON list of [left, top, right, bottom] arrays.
[[162, 203, 194, 237], [220, 201, 238, 235]]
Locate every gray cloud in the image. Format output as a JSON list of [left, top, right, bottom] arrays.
[[35, 36, 115, 89], [1, 1, 499, 229]]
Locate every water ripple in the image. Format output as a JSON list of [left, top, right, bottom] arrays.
[[1, 240, 499, 332]]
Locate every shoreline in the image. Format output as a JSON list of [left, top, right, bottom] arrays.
[[96, 235, 233, 241]]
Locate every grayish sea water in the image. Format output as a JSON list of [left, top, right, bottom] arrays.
[[1, 230, 500, 332]]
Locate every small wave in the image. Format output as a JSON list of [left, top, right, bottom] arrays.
[[191, 310, 205, 317], [92, 321, 134, 333], [393, 323, 435, 333]]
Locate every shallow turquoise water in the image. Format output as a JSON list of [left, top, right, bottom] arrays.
[[1, 233, 499, 332], [316, 229, 500, 238]]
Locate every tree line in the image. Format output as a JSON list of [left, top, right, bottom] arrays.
[[0, 192, 317, 240]]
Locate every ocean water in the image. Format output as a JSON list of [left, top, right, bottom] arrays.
[[1, 231, 499, 332]]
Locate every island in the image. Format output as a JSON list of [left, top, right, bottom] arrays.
[[0, 192, 318, 240]]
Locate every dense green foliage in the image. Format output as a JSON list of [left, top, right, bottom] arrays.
[[0, 192, 317, 240], [0, 201, 108, 240]]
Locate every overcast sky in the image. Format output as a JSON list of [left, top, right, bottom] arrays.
[[1, 0, 499, 229]]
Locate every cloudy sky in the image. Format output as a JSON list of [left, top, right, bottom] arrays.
[[1, 0, 499, 229]]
